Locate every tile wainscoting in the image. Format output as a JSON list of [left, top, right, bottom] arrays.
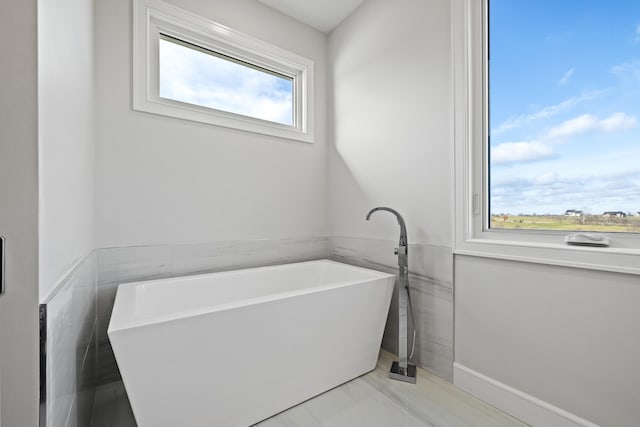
[[41, 252, 97, 427], [329, 236, 454, 381], [39, 236, 453, 427], [90, 235, 452, 394]]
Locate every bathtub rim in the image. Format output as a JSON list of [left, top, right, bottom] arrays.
[[108, 259, 396, 334]]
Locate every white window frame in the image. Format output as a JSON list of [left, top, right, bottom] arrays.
[[452, 0, 640, 275], [133, 0, 315, 143]]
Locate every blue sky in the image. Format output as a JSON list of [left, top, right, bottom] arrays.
[[489, 0, 640, 215], [159, 37, 293, 126]]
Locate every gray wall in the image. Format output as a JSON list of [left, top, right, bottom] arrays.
[[455, 255, 640, 426], [95, 0, 328, 248], [0, 1, 40, 425]]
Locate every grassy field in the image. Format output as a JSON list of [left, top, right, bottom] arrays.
[[490, 214, 640, 233]]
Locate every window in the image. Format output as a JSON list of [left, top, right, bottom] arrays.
[[133, 0, 314, 142], [158, 35, 294, 126], [488, 0, 640, 234], [453, 0, 640, 274]]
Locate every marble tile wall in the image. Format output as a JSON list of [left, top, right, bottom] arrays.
[[41, 252, 97, 427], [95, 237, 328, 385], [94, 235, 452, 387], [329, 236, 454, 381]]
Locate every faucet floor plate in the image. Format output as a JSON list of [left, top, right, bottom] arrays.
[[389, 361, 417, 384]]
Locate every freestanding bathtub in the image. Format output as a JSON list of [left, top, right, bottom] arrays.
[[108, 260, 395, 427]]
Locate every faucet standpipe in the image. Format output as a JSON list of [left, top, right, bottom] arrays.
[[366, 207, 417, 384]]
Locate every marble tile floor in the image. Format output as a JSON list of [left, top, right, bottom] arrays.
[[89, 350, 528, 427]]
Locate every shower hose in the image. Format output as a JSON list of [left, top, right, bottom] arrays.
[[406, 282, 416, 361]]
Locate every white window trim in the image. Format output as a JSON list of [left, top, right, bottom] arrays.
[[133, 0, 315, 143], [452, 0, 640, 275]]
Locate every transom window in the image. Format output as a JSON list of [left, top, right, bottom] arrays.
[[158, 34, 294, 127], [133, 0, 314, 142]]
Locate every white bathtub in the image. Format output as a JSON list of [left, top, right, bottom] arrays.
[[108, 260, 395, 427]]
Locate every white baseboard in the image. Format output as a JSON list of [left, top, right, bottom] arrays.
[[453, 363, 600, 427]]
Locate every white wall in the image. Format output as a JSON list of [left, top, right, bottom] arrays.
[[328, 0, 452, 247], [95, 0, 328, 248], [38, 0, 95, 300], [455, 255, 640, 426]]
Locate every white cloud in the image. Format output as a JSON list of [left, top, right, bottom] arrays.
[[491, 90, 604, 136], [599, 112, 637, 132], [492, 141, 554, 164], [158, 38, 293, 125], [547, 113, 637, 139], [490, 169, 640, 215], [610, 60, 640, 84], [547, 114, 597, 139], [533, 172, 558, 185], [493, 111, 637, 168], [558, 68, 574, 85]]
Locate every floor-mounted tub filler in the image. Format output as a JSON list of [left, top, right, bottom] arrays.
[[108, 260, 395, 427], [366, 206, 418, 384]]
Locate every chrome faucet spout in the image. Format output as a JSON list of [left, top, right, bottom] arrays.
[[366, 207, 408, 267]]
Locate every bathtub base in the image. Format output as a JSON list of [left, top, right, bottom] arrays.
[[389, 361, 417, 384]]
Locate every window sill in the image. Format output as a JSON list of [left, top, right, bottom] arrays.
[[454, 236, 640, 276], [134, 95, 314, 143]]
